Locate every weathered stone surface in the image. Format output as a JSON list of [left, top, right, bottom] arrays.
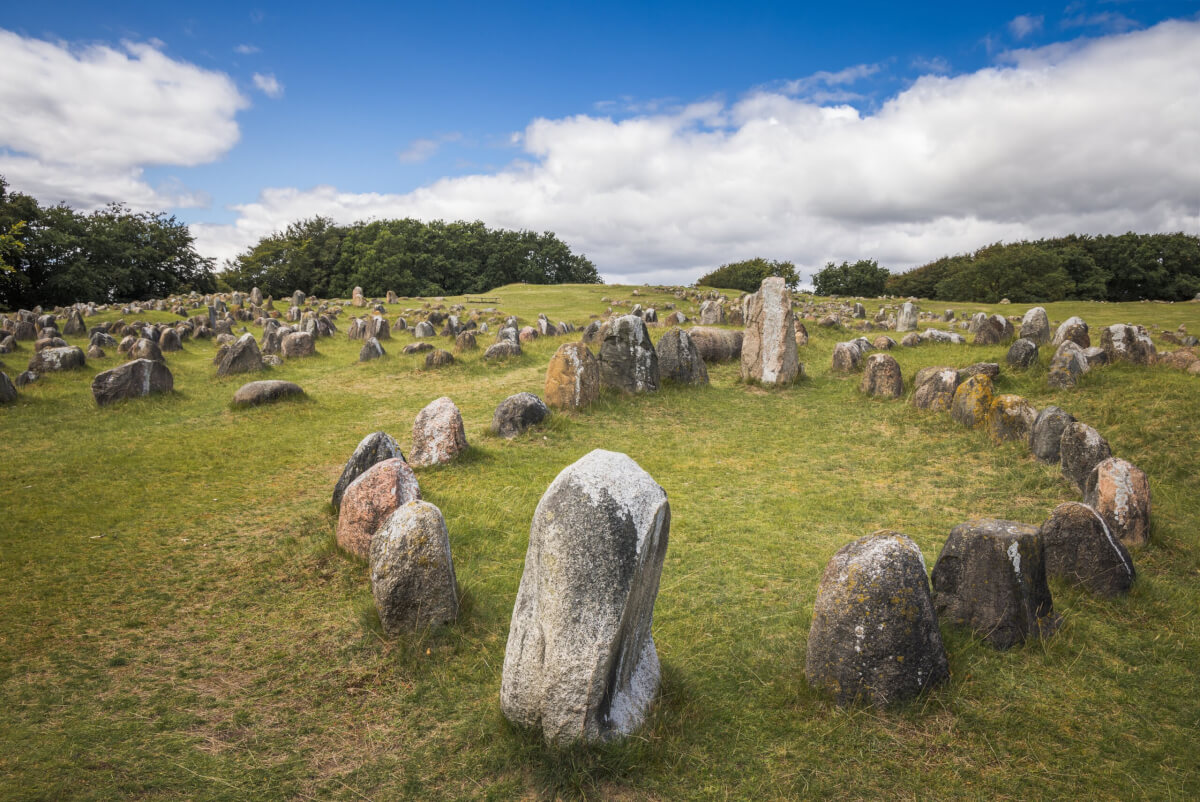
[[332, 432, 405, 510], [698, 299, 724, 325], [897, 302, 918, 332], [656, 327, 709, 385], [62, 310, 86, 336], [483, 340, 521, 360], [740, 277, 799, 386], [158, 328, 182, 353], [403, 342, 434, 355], [232, 379, 305, 407], [1085, 457, 1151, 547], [831, 340, 867, 373], [1029, 406, 1076, 464], [544, 342, 601, 410], [130, 338, 165, 363], [91, 359, 173, 406], [805, 531, 948, 707], [900, 332, 921, 347], [599, 315, 659, 393], [86, 344, 105, 360], [912, 366, 960, 411], [359, 337, 385, 361], [410, 397, 468, 467], [1041, 502, 1135, 597], [413, 321, 435, 338], [454, 331, 477, 352], [1053, 316, 1090, 348], [1006, 338, 1039, 369], [688, 327, 742, 362], [281, 331, 316, 358], [1101, 324, 1156, 366], [987, 394, 1036, 443], [424, 348, 455, 368], [1019, 307, 1051, 345], [872, 335, 897, 350], [27, 345, 86, 373], [951, 374, 994, 427], [335, 458, 422, 559], [1060, 422, 1112, 494], [34, 336, 68, 352], [973, 315, 1009, 346], [860, 353, 902, 398], [931, 519, 1057, 649], [491, 392, 550, 438], [0, 371, 17, 403], [216, 333, 264, 376], [957, 362, 1000, 382], [1048, 342, 1088, 388], [369, 500, 459, 634], [794, 319, 809, 347], [501, 450, 669, 744]]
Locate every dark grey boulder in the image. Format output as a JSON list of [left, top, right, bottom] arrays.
[[912, 366, 960, 411], [957, 362, 1000, 382], [370, 501, 459, 634], [1048, 342, 1087, 388], [973, 315, 1008, 345], [359, 337, 385, 361], [501, 449, 669, 745], [261, 328, 282, 355], [483, 340, 521, 360], [1006, 338, 1039, 369], [805, 531, 949, 707], [413, 321, 435, 338], [931, 518, 1058, 650], [332, 431, 404, 510], [1082, 346, 1108, 366], [231, 379, 305, 407], [1060, 422, 1112, 494], [0, 371, 16, 403], [90, 332, 117, 349], [15, 370, 37, 387], [403, 341, 434, 355], [158, 328, 182, 353], [1040, 502, 1134, 597], [424, 348, 455, 368], [656, 327, 709, 385], [860, 352, 902, 398], [1101, 324, 1156, 366], [599, 314, 659, 393], [1029, 406, 1076, 464], [91, 359, 174, 406], [490, 392, 550, 438], [216, 333, 264, 376], [27, 346, 86, 373], [281, 331, 316, 358]]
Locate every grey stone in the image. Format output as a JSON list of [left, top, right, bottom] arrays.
[[1048, 341, 1088, 388], [130, 338, 165, 364], [158, 328, 182, 353], [931, 518, 1057, 649], [332, 432, 405, 510], [860, 353, 902, 398], [600, 314, 659, 393], [232, 380, 305, 407], [410, 397, 468, 467], [1019, 307, 1051, 345], [281, 331, 316, 358], [403, 342, 434, 355], [501, 450, 669, 744], [491, 392, 550, 438], [740, 277, 799, 385], [0, 372, 16, 403], [1060, 422, 1112, 494], [897, 302, 918, 332], [1006, 338, 1039, 369], [1053, 316, 1090, 348], [1084, 457, 1152, 548], [359, 337, 385, 361], [1041, 502, 1135, 597], [27, 346, 86, 373], [912, 366, 960, 411], [414, 321, 435, 338], [91, 359, 174, 406], [805, 531, 948, 707], [656, 327, 709, 385], [1029, 406, 1076, 464], [216, 333, 264, 376], [424, 348, 454, 368], [698, 299, 724, 325], [370, 501, 459, 634], [1101, 324, 1156, 365], [687, 327, 742, 362]]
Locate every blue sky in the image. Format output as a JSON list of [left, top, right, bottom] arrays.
[[2, 1, 1199, 284]]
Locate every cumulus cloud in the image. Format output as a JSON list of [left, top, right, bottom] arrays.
[[194, 21, 1200, 284], [1008, 14, 1044, 39], [0, 29, 247, 209], [252, 72, 283, 98]]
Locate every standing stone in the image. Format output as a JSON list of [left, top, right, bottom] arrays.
[[973, 316, 1008, 346], [216, 333, 264, 376], [91, 359, 174, 406], [1019, 307, 1051, 345], [370, 501, 459, 634], [250, 287, 263, 306], [852, 302, 866, 319], [931, 519, 1057, 650], [1084, 457, 1152, 547], [698, 300, 724, 325], [291, 290, 306, 307], [454, 331, 477, 352], [1060, 422, 1112, 494], [484, 341, 522, 360], [130, 339, 165, 364], [335, 458, 422, 559], [359, 337, 385, 361], [491, 392, 550, 438], [794, 319, 809, 347], [1040, 502, 1135, 597], [860, 353, 903, 398], [351, 286, 366, 307], [912, 366, 960, 411], [831, 340, 867, 373], [0, 372, 17, 404], [805, 531, 948, 708], [410, 397, 468, 467], [656, 327, 709, 386], [987, 394, 1036, 443], [1053, 316, 1090, 348], [740, 277, 799, 386], [414, 321, 435, 338], [897, 302, 918, 332], [424, 349, 455, 368], [1101, 324, 1156, 365], [158, 328, 182, 353], [688, 327, 742, 362], [1048, 342, 1088, 388], [1029, 406, 1076, 464], [332, 432, 405, 510], [500, 450, 669, 744], [62, 309, 86, 336], [1006, 338, 1039, 369], [599, 315, 659, 394], [951, 374, 994, 428], [544, 342, 601, 410], [27, 346, 86, 373], [368, 316, 390, 340]]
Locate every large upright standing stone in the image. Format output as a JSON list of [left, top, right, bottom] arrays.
[[951, 374, 994, 428], [656, 327, 709, 385], [912, 366, 960, 411], [805, 531, 948, 707], [860, 353, 903, 398], [216, 333, 264, 376], [740, 277, 798, 385], [501, 450, 669, 745], [1019, 307, 1051, 345], [599, 314, 659, 393], [370, 501, 459, 634], [544, 342, 600, 410], [1085, 457, 1151, 547], [1040, 502, 1135, 597], [1060, 422, 1111, 494], [1101, 324, 1156, 366], [897, 302, 918, 332], [1029, 406, 1075, 464], [410, 397, 468, 467]]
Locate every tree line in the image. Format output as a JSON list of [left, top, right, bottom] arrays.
[[219, 216, 601, 298], [696, 257, 799, 293]]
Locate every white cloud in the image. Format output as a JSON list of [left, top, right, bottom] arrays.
[[1062, 12, 1140, 33], [0, 29, 247, 209], [782, 63, 882, 96], [234, 43, 260, 55], [194, 21, 1200, 284], [252, 72, 283, 98], [397, 132, 462, 164], [1008, 14, 1044, 39]]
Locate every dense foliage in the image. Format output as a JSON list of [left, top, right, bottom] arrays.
[[696, 257, 799, 293], [885, 234, 1200, 302], [219, 217, 600, 297], [811, 259, 890, 296], [0, 177, 216, 309]]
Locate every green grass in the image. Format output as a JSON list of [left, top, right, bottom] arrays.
[[1, 285, 1198, 800]]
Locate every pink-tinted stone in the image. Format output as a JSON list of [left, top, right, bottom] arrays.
[[335, 458, 421, 559]]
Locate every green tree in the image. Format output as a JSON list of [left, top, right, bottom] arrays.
[[811, 259, 890, 296], [696, 257, 799, 293]]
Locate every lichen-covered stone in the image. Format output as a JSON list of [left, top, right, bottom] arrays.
[[1048, 341, 1088, 388], [951, 374, 994, 428], [410, 396, 468, 467], [1084, 457, 1151, 547], [740, 277, 799, 386], [599, 314, 659, 393], [912, 366, 960, 411], [1006, 338, 1039, 369], [1101, 324, 1156, 366], [483, 340, 521, 360], [656, 327, 709, 385], [332, 432, 405, 510], [158, 328, 182, 353], [454, 331, 477, 352], [216, 333, 264, 376], [27, 346, 86, 373], [231, 379, 305, 407], [1040, 502, 1135, 597], [91, 359, 173, 406], [860, 353, 902, 398], [424, 349, 455, 368], [1053, 316, 1090, 348], [544, 342, 600, 410], [130, 338, 165, 364], [370, 501, 459, 634], [698, 300, 724, 325], [501, 450, 669, 744], [359, 337, 385, 361], [988, 394, 1036, 443], [897, 302, 918, 332], [805, 531, 948, 707], [931, 519, 1057, 649], [1019, 307, 1051, 345], [957, 362, 1000, 382], [335, 457, 421, 558], [491, 392, 550, 438], [1029, 406, 1075, 464], [413, 321, 435, 338], [281, 331, 316, 359], [1060, 422, 1112, 494], [831, 340, 867, 372]]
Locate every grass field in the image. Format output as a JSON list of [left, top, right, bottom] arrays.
[[1, 284, 1198, 800]]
